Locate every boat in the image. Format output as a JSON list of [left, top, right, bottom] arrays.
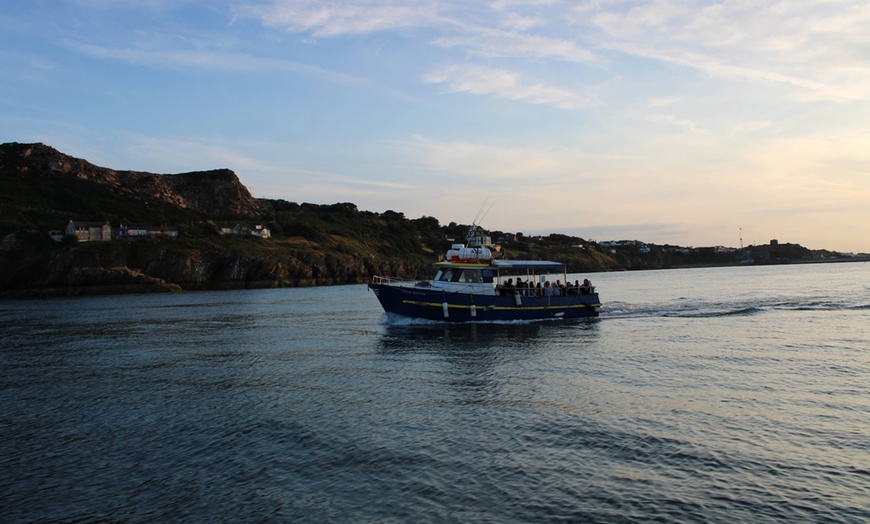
[[368, 226, 601, 322]]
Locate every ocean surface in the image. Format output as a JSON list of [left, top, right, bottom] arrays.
[[2, 262, 869, 523]]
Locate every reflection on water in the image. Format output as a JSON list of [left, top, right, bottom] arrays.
[[374, 318, 603, 409], [378, 318, 601, 354]]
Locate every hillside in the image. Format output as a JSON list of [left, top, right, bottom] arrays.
[[1, 142, 260, 229], [0, 141, 847, 297]]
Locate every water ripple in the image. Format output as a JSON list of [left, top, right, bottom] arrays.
[[2, 266, 870, 522]]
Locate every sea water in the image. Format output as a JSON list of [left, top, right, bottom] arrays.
[[1, 263, 868, 522]]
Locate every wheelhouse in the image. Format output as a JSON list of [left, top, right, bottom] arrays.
[[432, 266, 492, 284]]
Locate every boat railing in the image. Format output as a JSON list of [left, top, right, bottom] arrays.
[[496, 285, 596, 297], [370, 275, 437, 288], [371, 275, 406, 285]]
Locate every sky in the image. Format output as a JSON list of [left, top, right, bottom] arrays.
[[2, 1, 869, 253]]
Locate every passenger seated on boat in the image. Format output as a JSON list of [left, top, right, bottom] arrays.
[[501, 278, 515, 295], [568, 280, 580, 295], [522, 281, 534, 297], [568, 280, 580, 296], [535, 282, 543, 297], [579, 279, 593, 294]]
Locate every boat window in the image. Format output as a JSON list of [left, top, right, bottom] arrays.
[[434, 269, 445, 281], [439, 269, 455, 282], [459, 269, 483, 283]]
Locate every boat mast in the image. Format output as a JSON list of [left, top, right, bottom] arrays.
[[466, 198, 494, 247]]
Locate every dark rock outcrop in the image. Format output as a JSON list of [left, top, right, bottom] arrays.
[[2, 142, 262, 218]]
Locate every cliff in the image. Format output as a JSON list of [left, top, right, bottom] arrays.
[[1, 142, 262, 219]]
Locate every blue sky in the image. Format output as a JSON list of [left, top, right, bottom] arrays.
[[2, 0, 869, 252]]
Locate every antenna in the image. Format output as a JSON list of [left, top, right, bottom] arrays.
[[472, 197, 493, 227], [739, 227, 744, 249], [466, 198, 494, 246]]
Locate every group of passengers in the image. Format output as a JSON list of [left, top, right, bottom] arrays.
[[497, 278, 594, 297]]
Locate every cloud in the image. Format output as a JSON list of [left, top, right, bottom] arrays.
[[424, 64, 597, 110], [730, 120, 772, 134], [572, 1, 870, 102], [243, 1, 598, 62], [583, 1, 691, 39], [496, 12, 543, 31], [122, 136, 285, 175], [71, 0, 187, 9], [241, 0, 443, 36], [62, 40, 365, 84], [641, 113, 708, 134], [118, 135, 421, 204], [401, 135, 594, 182], [602, 42, 858, 102], [238, 0, 870, 104], [745, 135, 870, 192], [0, 50, 58, 83], [432, 29, 597, 62], [647, 96, 681, 108]]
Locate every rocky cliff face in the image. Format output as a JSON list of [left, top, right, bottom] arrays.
[[3, 142, 262, 218], [0, 233, 428, 297]]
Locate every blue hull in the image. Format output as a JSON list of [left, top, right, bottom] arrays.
[[368, 283, 600, 322]]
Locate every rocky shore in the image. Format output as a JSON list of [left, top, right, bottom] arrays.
[[0, 233, 427, 298]]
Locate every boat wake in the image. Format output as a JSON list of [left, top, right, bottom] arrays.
[[602, 298, 864, 319]]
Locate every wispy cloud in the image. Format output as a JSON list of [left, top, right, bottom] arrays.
[[424, 64, 596, 110], [406, 135, 592, 180], [242, 1, 597, 62], [124, 136, 285, 175], [730, 120, 773, 135], [240, 0, 443, 36], [642, 113, 708, 135], [62, 40, 366, 85], [573, 0, 870, 102], [241, 0, 870, 104], [0, 50, 58, 83], [123, 135, 420, 194], [432, 29, 597, 62], [602, 42, 858, 102]]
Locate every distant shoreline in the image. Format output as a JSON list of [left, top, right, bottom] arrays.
[[671, 257, 870, 270]]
